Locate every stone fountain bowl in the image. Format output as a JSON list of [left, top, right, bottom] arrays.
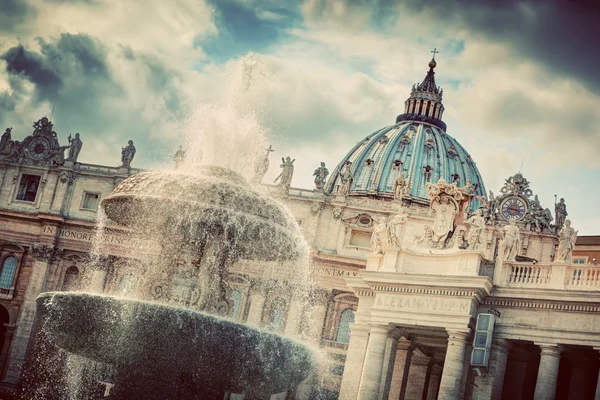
[[37, 292, 314, 398], [101, 166, 305, 261]]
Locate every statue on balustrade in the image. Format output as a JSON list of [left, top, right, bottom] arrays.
[[337, 161, 353, 195], [466, 208, 486, 251], [313, 162, 329, 191], [67, 133, 83, 162], [275, 156, 295, 190], [556, 219, 578, 263], [499, 219, 521, 261], [253, 145, 273, 183], [370, 221, 387, 254], [121, 140, 136, 168], [555, 198, 568, 232], [0, 128, 11, 153], [386, 208, 409, 248], [174, 145, 186, 168]]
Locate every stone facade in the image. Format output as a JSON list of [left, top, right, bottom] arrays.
[[0, 61, 599, 400]]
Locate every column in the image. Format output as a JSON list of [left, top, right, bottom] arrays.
[[388, 338, 414, 400], [533, 344, 562, 400], [284, 296, 304, 336], [246, 285, 266, 327], [437, 330, 470, 400], [306, 290, 329, 344], [404, 349, 431, 400], [378, 328, 401, 400], [357, 325, 389, 400], [339, 324, 370, 400], [471, 339, 510, 400], [425, 364, 443, 400], [5, 244, 57, 384]]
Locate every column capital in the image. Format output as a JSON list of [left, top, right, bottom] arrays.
[[349, 323, 370, 337], [446, 329, 471, 343], [536, 344, 562, 358], [369, 324, 390, 335], [388, 326, 404, 340]]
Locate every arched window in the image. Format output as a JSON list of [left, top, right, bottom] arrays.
[[118, 274, 136, 296], [336, 308, 355, 343], [267, 298, 287, 332], [230, 289, 243, 321], [62, 266, 80, 291], [0, 257, 17, 289]]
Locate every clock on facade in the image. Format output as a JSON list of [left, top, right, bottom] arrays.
[[28, 138, 51, 160], [500, 196, 528, 221]]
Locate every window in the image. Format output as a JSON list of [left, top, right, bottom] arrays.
[[62, 266, 80, 291], [336, 308, 355, 343], [267, 298, 287, 332], [573, 257, 587, 265], [229, 289, 243, 321], [81, 192, 100, 211], [16, 174, 41, 202], [0, 257, 17, 289], [349, 230, 371, 248]]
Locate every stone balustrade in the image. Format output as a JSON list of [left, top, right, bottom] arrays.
[[495, 261, 600, 291]]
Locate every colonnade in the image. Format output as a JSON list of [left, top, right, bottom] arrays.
[[339, 324, 600, 400]]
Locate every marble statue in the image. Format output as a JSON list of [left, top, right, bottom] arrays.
[[386, 208, 409, 248], [557, 219, 578, 263], [499, 219, 521, 261], [555, 198, 568, 232], [337, 161, 353, 195], [254, 145, 274, 183], [0, 128, 11, 152], [313, 162, 329, 190], [121, 140, 136, 168], [430, 195, 457, 248], [370, 222, 387, 254], [466, 208, 486, 251], [449, 225, 468, 249], [277, 156, 294, 190], [174, 145, 186, 168], [393, 172, 408, 200], [67, 133, 83, 162], [462, 179, 475, 195], [49, 145, 71, 166]]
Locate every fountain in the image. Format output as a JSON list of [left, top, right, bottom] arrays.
[[32, 55, 316, 399]]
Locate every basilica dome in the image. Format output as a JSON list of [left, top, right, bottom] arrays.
[[324, 58, 486, 209]]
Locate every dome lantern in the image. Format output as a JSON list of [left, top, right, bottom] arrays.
[[397, 49, 446, 131]]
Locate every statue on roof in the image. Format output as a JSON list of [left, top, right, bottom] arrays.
[[499, 219, 521, 261], [33, 116, 54, 136], [313, 162, 329, 191], [254, 145, 274, 183], [387, 208, 409, 249], [67, 133, 83, 162], [337, 161, 353, 195], [556, 219, 578, 263], [393, 172, 408, 200], [174, 145, 186, 168], [121, 140, 136, 168], [370, 220, 387, 254], [0, 128, 11, 152], [275, 156, 294, 190], [466, 208, 486, 251], [555, 198, 568, 232]]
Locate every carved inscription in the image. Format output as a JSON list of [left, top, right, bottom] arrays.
[[314, 267, 359, 278], [375, 294, 471, 314], [43, 226, 154, 249]]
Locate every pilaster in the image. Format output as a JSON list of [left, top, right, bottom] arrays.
[[404, 348, 431, 400], [388, 338, 415, 400], [5, 244, 60, 384], [471, 339, 511, 400]]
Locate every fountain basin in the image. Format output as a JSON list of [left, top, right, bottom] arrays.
[[37, 292, 314, 398]]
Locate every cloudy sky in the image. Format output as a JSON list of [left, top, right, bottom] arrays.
[[1, 0, 599, 234]]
